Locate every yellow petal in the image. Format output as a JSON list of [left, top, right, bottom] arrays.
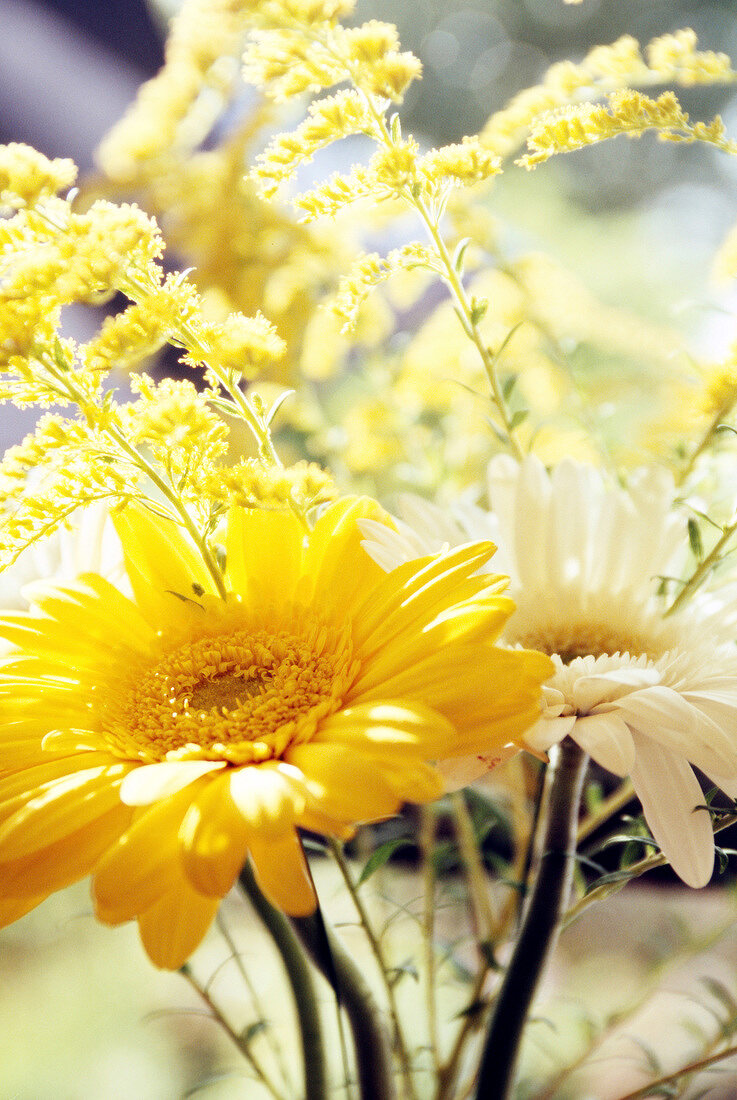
[[247, 830, 316, 917], [352, 645, 551, 756], [93, 789, 198, 924], [113, 504, 214, 624], [313, 702, 456, 759], [0, 893, 45, 927], [350, 542, 500, 656], [119, 760, 226, 806], [225, 508, 303, 605], [286, 743, 401, 822], [228, 764, 305, 835], [137, 880, 219, 969], [0, 763, 132, 860], [0, 803, 132, 897], [179, 774, 250, 898], [302, 498, 389, 617]]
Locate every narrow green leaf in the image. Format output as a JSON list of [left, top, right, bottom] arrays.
[[356, 837, 413, 886], [688, 516, 703, 560]]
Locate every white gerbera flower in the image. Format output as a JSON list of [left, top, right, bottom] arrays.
[[0, 503, 126, 612], [361, 455, 737, 888]]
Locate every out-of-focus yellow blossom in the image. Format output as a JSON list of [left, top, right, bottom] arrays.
[[201, 458, 337, 511], [518, 90, 735, 169], [480, 29, 736, 159], [97, 0, 257, 182], [0, 144, 77, 208]]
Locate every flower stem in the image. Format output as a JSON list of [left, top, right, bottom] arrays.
[[327, 838, 418, 1099], [238, 863, 328, 1100], [179, 963, 289, 1100], [473, 739, 588, 1100], [291, 908, 398, 1100]]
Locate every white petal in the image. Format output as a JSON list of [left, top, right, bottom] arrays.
[[629, 733, 714, 888], [572, 713, 635, 776], [523, 715, 577, 753], [119, 760, 226, 805], [614, 685, 737, 776], [571, 667, 660, 712], [438, 751, 507, 790]]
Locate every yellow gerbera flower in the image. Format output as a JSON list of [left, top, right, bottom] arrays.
[[0, 498, 550, 968]]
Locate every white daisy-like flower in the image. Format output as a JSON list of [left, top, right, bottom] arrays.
[[361, 455, 737, 888], [0, 503, 126, 612]]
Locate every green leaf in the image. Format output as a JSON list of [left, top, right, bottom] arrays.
[[509, 408, 529, 431], [356, 837, 414, 886], [265, 388, 295, 426], [688, 516, 703, 559], [469, 296, 488, 325], [452, 236, 471, 274], [701, 976, 737, 1017], [502, 373, 518, 401]]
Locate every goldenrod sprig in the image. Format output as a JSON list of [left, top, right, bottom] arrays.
[[481, 28, 737, 159], [0, 143, 301, 579], [245, 11, 527, 453], [518, 89, 737, 168]]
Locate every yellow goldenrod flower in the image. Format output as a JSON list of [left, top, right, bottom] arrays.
[[0, 498, 550, 968]]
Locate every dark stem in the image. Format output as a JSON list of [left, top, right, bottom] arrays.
[[473, 738, 588, 1100], [291, 910, 398, 1100], [238, 863, 328, 1100]]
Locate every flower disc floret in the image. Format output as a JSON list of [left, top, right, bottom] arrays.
[[103, 618, 356, 764]]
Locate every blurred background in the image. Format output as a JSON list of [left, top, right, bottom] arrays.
[[3, 2, 737, 1097]]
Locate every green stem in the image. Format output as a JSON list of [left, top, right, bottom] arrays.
[[179, 963, 288, 1100], [419, 805, 440, 1078], [473, 739, 588, 1100], [215, 911, 294, 1093], [576, 778, 634, 844], [291, 909, 398, 1100], [676, 401, 734, 487], [619, 1041, 737, 1100], [327, 839, 418, 1100], [351, 87, 523, 459], [238, 863, 328, 1100], [665, 517, 737, 617]]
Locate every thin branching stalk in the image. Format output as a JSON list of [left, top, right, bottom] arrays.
[[665, 517, 737, 617], [179, 963, 289, 1100], [291, 907, 398, 1100], [675, 401, 735, 486], [238, 864, 328, 1100], [450, 791, 497, 949], [215, 911, 294, 1093], [577, 779, 634, 844], [535, 909, 737, 1100], [473, 739, 588, 1100], [565, 809, 737, 926], [327, 838, 418, 1100], [419, 805, 440, 1078], [39, 351, 229, 598], [619, 1042, 737, 1100], [434, 960, 492, 1100]]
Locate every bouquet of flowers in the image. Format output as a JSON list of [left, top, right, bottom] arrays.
[[4, 2, 737, 1097]]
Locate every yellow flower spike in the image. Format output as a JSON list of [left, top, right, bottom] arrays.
[[0, 498, 551, 967]]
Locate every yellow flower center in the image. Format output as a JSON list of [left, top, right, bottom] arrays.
[[101, 621, 358, 764], [508, 616, 671, 665]]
